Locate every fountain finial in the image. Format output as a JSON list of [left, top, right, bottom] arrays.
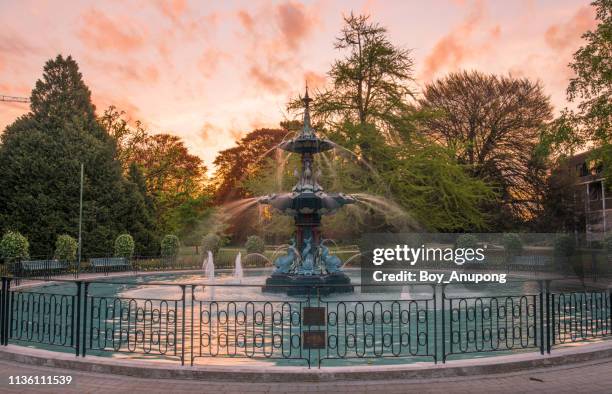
[[302, 84, 314, 138]]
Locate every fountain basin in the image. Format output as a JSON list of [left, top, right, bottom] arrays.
[[262, 272, 354, 296], [258, 192, 356, 216], [279, 137, 335, 154]]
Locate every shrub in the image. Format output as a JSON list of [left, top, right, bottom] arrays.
[[502, 233, 523, 258], [201, 233, 221, 256], [55, 234, 77, 261], [161, 235, 180, 258], [245, 235, 265, 255], [455, 234, 478, 250], [114, 233, 135, 258], [0, 231, 29, 262]]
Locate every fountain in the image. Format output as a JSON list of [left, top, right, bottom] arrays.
[[259, 87, 355, 295], [204, 250, 215, 298], [233, 252, 243, 284]]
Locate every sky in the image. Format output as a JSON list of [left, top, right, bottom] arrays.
[[0, 0, 597, 171]]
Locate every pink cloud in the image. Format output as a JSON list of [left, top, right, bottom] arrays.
[[78, 8, 147, 53], [198, 48, 229, 78], [304, 70, 326, 90], [249, 65, 289, 93], [276, 1, 316, 49], [421, 0, 490, 81], [545, 6, 595, 52]]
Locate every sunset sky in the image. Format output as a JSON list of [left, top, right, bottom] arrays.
[[0, 0, 596, 171]]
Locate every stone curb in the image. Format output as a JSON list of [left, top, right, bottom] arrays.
[[0, 341, 611, 382]]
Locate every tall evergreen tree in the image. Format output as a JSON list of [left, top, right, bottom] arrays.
[[0, 55, 156, 256]]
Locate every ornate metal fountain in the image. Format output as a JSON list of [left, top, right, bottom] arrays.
[[259, 87, 355, 295]]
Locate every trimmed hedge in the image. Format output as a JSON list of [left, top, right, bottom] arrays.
[[114, 233, 135, 258], [55, 234, 77, 261], [0, 231, 29, 262], [161, 235, 180, 258]]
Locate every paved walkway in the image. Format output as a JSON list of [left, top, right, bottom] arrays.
[[0, 357, 610, 393]]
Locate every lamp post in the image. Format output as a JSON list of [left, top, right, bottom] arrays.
[[77, 163, 83, 276]]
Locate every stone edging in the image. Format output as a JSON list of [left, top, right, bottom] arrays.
[[0, 341, 610, 382]]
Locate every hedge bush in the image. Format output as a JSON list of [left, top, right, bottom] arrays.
[[114, 233, 135, 258], [0, 231, 29, 262], [245, 235, 265, 255], [55, 234, 77, 261], [201, 233, 221, 256], [161, 235, 180, 258]]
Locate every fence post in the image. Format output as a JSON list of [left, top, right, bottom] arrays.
[[75, 281, 82, 357], [441, 288, 446, 363], [0, 277, 5, 345], [3, 277, 11, 346], [180, 285, 186, 366], [539, 289, 544, 355], [546, 285, 551, 354]]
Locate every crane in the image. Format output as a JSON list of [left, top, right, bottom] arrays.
[[1, 95, 29, 103]]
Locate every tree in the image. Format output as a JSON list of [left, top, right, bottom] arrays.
[[419, 71, 553, 225], [289, 13, 416, 145], [567, 0, 611, 142], [99, 106, 148, 172], [213, 128, 289, 202], [0, 55, 156, 256], [555, 1, 612, 184], [122, 163, 160, 255]]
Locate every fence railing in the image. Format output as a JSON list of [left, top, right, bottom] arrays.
[[0, 277, 610, 368]]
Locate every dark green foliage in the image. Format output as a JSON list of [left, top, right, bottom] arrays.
[[554, 234, 576, 258], [502, 233, 523, 259], [0, 231, 29, 262], [161, 234, 180, 258], [114, 233, 135, 258], [0, 55, 159, 256], [455, 234, 478, 250], [54, 234, 77, 261], [245, 235, 265, 255]]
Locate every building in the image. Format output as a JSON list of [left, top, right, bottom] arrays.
[[565, 150, 610, 242]]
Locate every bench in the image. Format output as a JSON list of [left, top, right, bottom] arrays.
[[90, 257, 132, 275], [17, 260, 69, 277], [506, 255, 552, 272]]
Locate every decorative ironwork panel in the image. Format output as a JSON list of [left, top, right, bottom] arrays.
[[10, 290, 75, 348], [321, 298, 437, 363], [87, 295, 181, 360], [551, 291, 611, 344], [444, 295, 539, 359], [191, 289, 308, 365]]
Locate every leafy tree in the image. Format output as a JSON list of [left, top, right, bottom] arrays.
[[99, 106, 148, 172], [0, 55, 155, 256], [567, 0, 612, 143], [201, 233, 221, 256], [114, 233, 135, 258], [419, 71, 553, 226], [54, 234, 77, 261], [289, 13, 416, 145], [0, 231, 29, 262], [123, 163, 160, 255], [213, 128, 289, 202]]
